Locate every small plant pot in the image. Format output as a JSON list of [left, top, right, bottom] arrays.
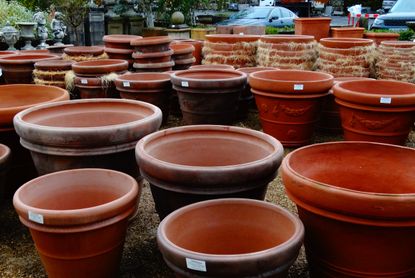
[[131, 36, 172, 53], [13, 168, 140, 278], [135, 125, 284, 219], [294, 17, 331, 41], [72, 59, 129, 77], [157, 198, 304, 277], [13, 99, 162, 178], [0, 144, 11, 200], [281, 141, 415, 278], [333, 79, 415, 145]]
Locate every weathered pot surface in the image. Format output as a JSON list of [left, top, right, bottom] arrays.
[[319, 37, 373, 48], [72, 59, 129, 76], [281, 141, 415, 277], [34, 59, 73, 71], [63, 46, 105, 56], [115, 72, 171, 90], [13, 168, 140, 278], [158, 198, 304, 278], [135, 125, 284, 218]]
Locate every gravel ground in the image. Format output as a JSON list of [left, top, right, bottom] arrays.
[[0, 111, 414, 278]]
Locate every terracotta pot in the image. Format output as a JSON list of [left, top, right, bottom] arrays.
[[103, 34, 142, 49], [330, 27, 364, 38], [133, 60, 175, 72], [34, 60, 73, 82], [19, 49, 50, 54], [170, 43, 194, 56], [281, 141, 415, 278], [0, 54, 60, 84], [157, 198, 304, 277], [319, 37, 373, 48], [13, 168, 140, 278], [0, 143, 11, 199], [364, 32, 399, 46], [189, 64, 235, 70], [63, 46, 105, 57], [172, 39, 204, 65], [170, 69, 247, 124], [132, 49, 174, 64], [13, 99, 162, 178], [104, 47, 134, 68], [74, 76, 120, 99], [135, 125, 284, 219], [172, 58, 196, 70], [0, 50, 17, 84], [260, 34, 315, 44], [294, 17, 331, 41], [131, 36, 172, 53], [333, 79, 415, 145], [47, 44, 74, 56], [72, 59, 129, 77], [205, 34, 260, 43], [249, 70, 333, 146]]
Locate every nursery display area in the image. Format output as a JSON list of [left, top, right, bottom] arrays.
[[1, 23, 415, 278]]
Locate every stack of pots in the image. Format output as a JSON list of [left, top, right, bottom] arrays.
[[103, 34, 142, 69], [72, 59, 129, 99], [249, 70, 333, 147], [256, 35, 317, 70], [115, 72, 171, 123], [63, 46, 107, 62], [316, 38, 375, 78], [202, 34, 259, 68], [376, 41, 415, 82], [33, 60, 73, 89], [171, 39, 204, 65], [131, 36, 174, 72], [170, 69, 247, 125], [170, 43, 195, 70]]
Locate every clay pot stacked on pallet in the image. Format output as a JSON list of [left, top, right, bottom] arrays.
[[103, 35, 142, 69], [131, 36, 174, 72], [202, 34, 259, 68], [316, 38, 375, 78], [170, 43, 195, 70], [72, 59, 129, 99], [256, 35, 316, 70], [171, 39, 203, 65], [376, 41, 415, 82], [33, 60, 73, 89], [63, 46, 108, 62]]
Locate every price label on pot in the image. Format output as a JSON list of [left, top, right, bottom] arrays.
[[186, 258, 206, 272], [294, 84, 304, 91], [28, 211, 44, 224], [123, 81, 130, 87], [81, 79, 88, 85], [380, 97, 392, 104], [0, 69, 2, 77], [181, 81, 189, 87]]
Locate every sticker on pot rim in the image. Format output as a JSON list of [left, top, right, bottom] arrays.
[[186, 258, 206, 272], [380, 97, 392, 104], [181, 81, 189, 87], [123, 81, 130, 87], [81, 79, 88, 85], [28, 211, 44, 224], [294, 84, 304, 91]]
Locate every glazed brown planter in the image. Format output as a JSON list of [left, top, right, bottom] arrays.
[[333, 79, 415, 145], [249, 70, 333, 146], [103, 34, 142, 49], [74, 76, 120, 99], [158, 198, 304, 277], [135, 125, 284, 219], [72, 59, 129, 77], [131, 36, 172, 53], [0, 144, 11, 199], [0, 54, 60, 84], [13, 99, 162, 179], [13, 168, 140, 278], [330, 27, 365, 38], [294, 17, 331, 41], [281, 141, 415, 278], [170, 69, 247, 125]]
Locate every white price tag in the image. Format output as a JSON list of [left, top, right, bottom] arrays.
[[294, 84, 304, 91], [380, 97, 392, 104], [0, 68, 2, 77], [186, 258, 206, 272], [28, 211, 44, 224], [81, 79, 88, 84], [123, 81, 130, 87], [181, 81, 189, 87]]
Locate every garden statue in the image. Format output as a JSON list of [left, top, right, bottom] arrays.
[[0, 22, 20, 50], [33, 10, 49, 49], [51, 11, 67, 45]]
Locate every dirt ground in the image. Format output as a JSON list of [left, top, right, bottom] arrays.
[[0, 111, 414, 278]]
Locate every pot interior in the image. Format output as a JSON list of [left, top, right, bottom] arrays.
[[145, 129, 275, 166], [0, 86, 66, 108], [165, 202, 295, 254], [337, 80, 415, 96], [288, 142, 415, 194]]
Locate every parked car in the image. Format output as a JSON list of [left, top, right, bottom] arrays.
[[382, 0, 397, 12], [218, 6, 297, 27], [372, 0, 415, 30]]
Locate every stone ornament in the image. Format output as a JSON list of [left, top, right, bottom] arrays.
[[33, 10, 49, 49], [0, 22, 20, 50], [51, 11, 67, 46]]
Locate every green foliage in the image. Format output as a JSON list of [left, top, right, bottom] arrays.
[[265, 25, 294, 35], [398, 29, 415, 41], [158, 0, 210, 25], [16, 0, 52, 11], [0, 0, 34, 27], [52, 0, 88, 28]]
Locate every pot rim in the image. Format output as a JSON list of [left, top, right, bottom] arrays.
[[0, 143, 11, 166], [158, 198, 304, 259], [72, 59, 129, 72], [104, 47, 134, 55], [132, 49, 174, 59], [170, 43, 195, 55], [116, 72, 171, 84], [294, 17, 331, 22], [319, 38, 374, 48], [260, 34, 315, 43], [205, 34, 260, 43], [34, 59, 73, 70], [0, 54, 60, 64], [131, 36, 172, 46], [103, 34, 143, 44], [63, 46, 104, 56], [171, 69, 247, 88], [189, 64, 234, 70], [237, 67, 278, 75]]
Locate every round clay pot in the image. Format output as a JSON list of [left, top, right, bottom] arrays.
[[47, 44, 74, 56], [135, 125, 284, 219], [333, 79, 415, 145], [364, 32, 400, 46], [13, 99, 162, 178], [319, 37, 373, 49], [0, 54, 60, 84], [172, 39, 203, 65], [249, 70, 333, 146], [157, 198, 304, 277], [172, 57, 196, 70], [171, 69, 247, 124], [13, 168, 140, 278], [205, 34, 260, 43], [260, 34, 315, 44], [34, 60, 73, 83], [170, 43, 194, 56], [132, 49, 174, 63], [63, 46, 105, 57], [131, 36, 172, 53], [380, 40, 415, 48], [104, 48, 134, 67], [103, 34, 142, 49], [281, 141, 415, 278], [0, 143, 11, 199], [72, 59, 129, 77], [133, 60, 174, 72], [74, 76, 120, 99], [189, 64, 234, 70]]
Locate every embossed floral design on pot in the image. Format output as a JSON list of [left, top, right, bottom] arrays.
[[249, 70, 333, 146], [13, 168, 140, 278], [281, 141, 415, 278], [13, 99, 162, 178], [157, 198, 304, 277], [333, 79, 415, 145], [135, 125, 284, 219]]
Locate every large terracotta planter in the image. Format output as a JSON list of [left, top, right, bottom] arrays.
[[72, 59, 129, 77], [330, 27, 364, 38], [333, 79, 415, 145], [157, 198, 304, 277], [74, 76, 120, 99], [13, 168, 140, 278], [0, 54, 60, 84], [135, 125, 284, 219], [13, 99, 162, 179], [0, 144, 11, 199], [281, 141, 415, 278], [170, 69, 247, 125], [364, 32, 399, 46], [294, 17, 331, 41], [63, 46, 106, 62], [249, 70, 333, 146], [103, 34, 142, 49], [131, 36, 172, 53]]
